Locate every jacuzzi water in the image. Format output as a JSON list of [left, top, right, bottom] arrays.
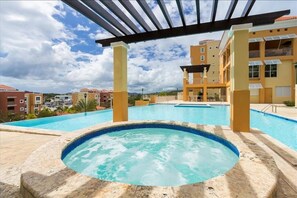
[[63, 124, 239, 186]]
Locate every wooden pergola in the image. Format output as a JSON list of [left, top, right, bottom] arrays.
[[62, 0, 289, 47]]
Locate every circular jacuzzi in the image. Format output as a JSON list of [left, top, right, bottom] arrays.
[[62, 123, 239, 186]]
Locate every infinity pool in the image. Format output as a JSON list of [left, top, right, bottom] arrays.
[[4, 104, 297, 150], [62, 123, 239, 186]]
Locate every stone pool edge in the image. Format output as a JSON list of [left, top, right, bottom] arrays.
[[20, 120, 279, 198]]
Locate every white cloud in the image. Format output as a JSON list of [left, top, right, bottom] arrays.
[[88, 29, 113, 40], [75, 24, 90, 31]]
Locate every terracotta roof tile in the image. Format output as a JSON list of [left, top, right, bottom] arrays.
[[275, 16, 297, 21]]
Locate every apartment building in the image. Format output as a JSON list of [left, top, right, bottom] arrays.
[[72, 88, 99, 106], [72, 88, 113, 107], [25, 93, 43, 114], [190, 40, 221, 99], [0, 85, 26, 116], [219, 17, 297, 103]]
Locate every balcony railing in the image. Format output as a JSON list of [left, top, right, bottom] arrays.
[[249, 50, 260, 58], [265, 47, 292, 57], [7, 101, 16, 106]]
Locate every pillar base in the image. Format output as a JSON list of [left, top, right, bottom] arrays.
[[230, 90, 250, 132], [113, 91, 128, 122]]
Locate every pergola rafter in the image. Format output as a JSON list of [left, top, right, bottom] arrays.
[[118, 0, 152, 32], [100, 0, 141, 34], [242, 0, 256, 17], [137, 0, 163, 30], [61, 0, 290, 47], [195, 0, 201, 24], [211, 0, 219, 22], [157, 0, 173, 28], [81, 0, 131, 35], [175, 0, 186, 27], [225, 0, 238, 20]]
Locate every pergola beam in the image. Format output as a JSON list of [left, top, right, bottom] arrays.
[[100, 0, 141, 34], [82, 0, 131, 35], [211, 0, 219, 22], [176, 0, 186, 26], [195, 0, 200, 24], [96, 10, 290, 46], [157, 0, 173, 28], [242, 0, 256, 17], [225, 0, 238, 20], [118, 0, 152, 32], [137, 0, 163, 30], [62, 0, 122, 36]]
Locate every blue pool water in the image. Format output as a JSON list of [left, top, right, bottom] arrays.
[[4, 105, 297, 150], [62, 124, 239, 186]]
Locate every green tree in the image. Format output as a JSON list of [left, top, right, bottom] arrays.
[[74, 99, 98, 112]]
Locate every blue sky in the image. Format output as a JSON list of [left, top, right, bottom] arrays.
[[0, 1, 296, 93]]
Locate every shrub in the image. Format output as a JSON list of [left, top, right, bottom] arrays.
[[26, 114, 37, 119], [37, 108, 56, 118], [283, 101, 295, 107]]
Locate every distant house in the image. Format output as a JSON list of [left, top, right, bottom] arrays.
[[25, 92, 43, 114], [72, 88, 113, 107], [0, 85, 26, 116]]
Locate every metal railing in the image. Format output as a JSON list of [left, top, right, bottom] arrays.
[[265, 48, 292, 57], [260, 104, 277, 113], [249, 50, 260, 58]]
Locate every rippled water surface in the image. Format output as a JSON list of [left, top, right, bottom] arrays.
[[63, 127, 238, 186]]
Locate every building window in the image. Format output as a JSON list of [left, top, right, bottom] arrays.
[[200, 47, 204, 53], [8, 106, 14, 110], [20, 107, 24, 111], [265, 64, 277, 77], [275, 86, 291, 97], [249, 65, 260, 79], [200, 55, 205, 61], [20, 99, 24, 103], [34, 104, 39, 108], [209, 47, 212, 49]]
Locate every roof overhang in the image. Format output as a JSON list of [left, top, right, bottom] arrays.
[[180, 65, 210, 73]]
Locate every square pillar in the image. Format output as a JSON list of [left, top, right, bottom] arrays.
[[229, 24, 252, 132], [111, 41, 129, 122], [183, 69, 189, 101], [203, 66, 208, 102]]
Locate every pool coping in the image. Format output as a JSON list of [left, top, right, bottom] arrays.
[[20, 121, 279, 198], [0, 124, 63, 136]]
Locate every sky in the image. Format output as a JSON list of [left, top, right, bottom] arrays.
[[0, 0, 296, 94]]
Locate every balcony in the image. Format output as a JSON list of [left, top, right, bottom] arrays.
[[265, 47, 292, 57], [7, 101, 16, 106], [249, 50, 260, 58]]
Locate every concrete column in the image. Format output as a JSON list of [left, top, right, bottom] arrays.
[[111, 41, 129, 122], [183, 69, 189, 101], [259, 41, 265, 103], [229, 24, 252, 132], [295, 63, 297, 108], [203, 67, 208, 102]]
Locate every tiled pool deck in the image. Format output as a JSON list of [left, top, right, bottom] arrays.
[[0, 103, 297, 197]]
